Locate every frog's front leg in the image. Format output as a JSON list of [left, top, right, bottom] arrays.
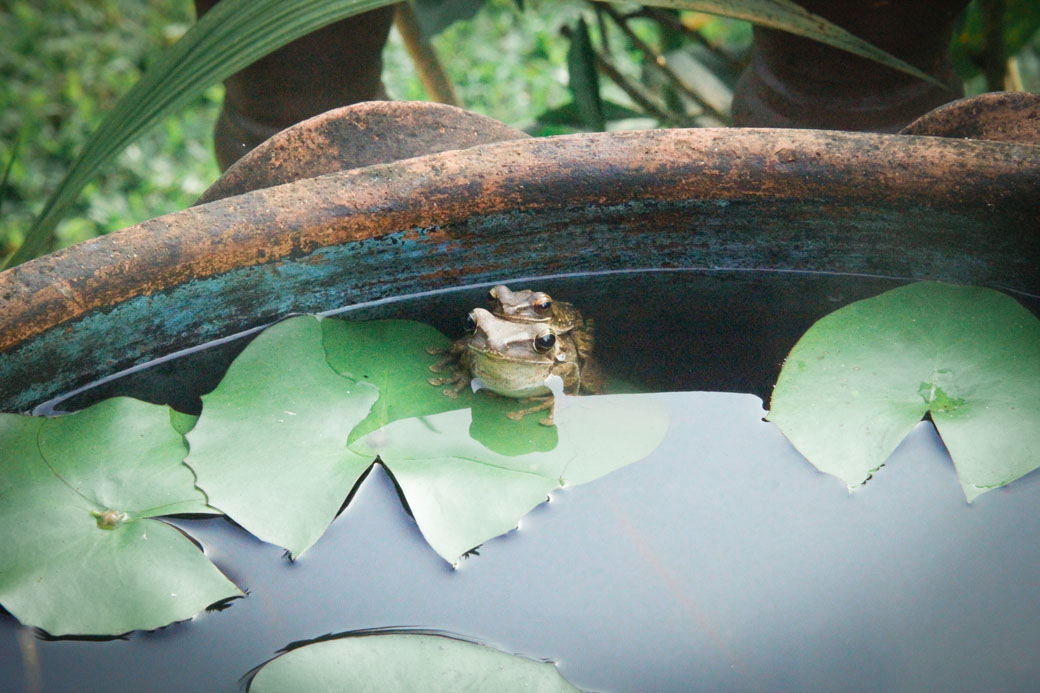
[[426, 337, 466, 373], [427, 362, 471, 399]]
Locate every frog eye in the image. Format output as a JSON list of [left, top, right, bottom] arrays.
[[531, 293, 553, 314], [464, 312, 477, 332], [533, 331, 556, 353]]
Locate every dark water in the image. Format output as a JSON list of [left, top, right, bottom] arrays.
[[39, 269, 914, 415], [5, 270, 1040, 691]]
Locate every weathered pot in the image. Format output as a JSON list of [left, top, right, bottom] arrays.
[[1, 108, 1037, 411]]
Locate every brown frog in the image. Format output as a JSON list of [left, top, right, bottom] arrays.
[[428, 304, 603, 425], [427, 284, 594, 373], [487, 284, 595, 359]]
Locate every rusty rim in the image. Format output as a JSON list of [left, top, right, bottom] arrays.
[[900, 92, 1040, 144], [197, 101, 529, 204], [1, 127, 1038, 410]]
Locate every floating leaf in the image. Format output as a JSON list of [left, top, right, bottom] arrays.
[[324, 319, 560, 455], [169, 409, 199, 437], [768, 282, 1040, 500], [355, 392, 669, 561], [189, 317, 668, 562], [0, 398, 239, 636], [185, 316, 379, 559], [248, 631, 580, 692], [321, 319, 472, 441], [467, 389, 559, 455]]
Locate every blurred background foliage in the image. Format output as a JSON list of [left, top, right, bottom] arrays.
[[1, 0, 1038, 258]]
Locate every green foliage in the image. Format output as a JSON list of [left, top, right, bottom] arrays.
[[567, 17, 605, 130], [768, 282, 1040, 501], [4, 0, 405, 268], [249, 632, 580, 691], [321, 318, 471, 442], [0, 397, 239, 636], [952, 0, 1040, 91], [7, 0, 1037, 264], [412, 0, 487, 37], [0, 0, 220, 258], [184, 316, 669, 562], [384, 0, 575, 127], [4, 0, 951, 268]]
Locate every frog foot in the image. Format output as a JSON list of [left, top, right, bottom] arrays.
[[442, 378, 470, 399], [506, 396, 556, 426], [427, 350, 459, 374], [428, 369, 470, 398]]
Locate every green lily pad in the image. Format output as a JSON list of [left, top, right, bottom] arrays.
[[352, 392, 670, 562], [248, 632, 580, 692], [188, 316, 669, 562], [467, 389, 559, 455], [768, 282, 1040, 500], [169, 409, 199, 436], [0, 397, 240, 636], [321, 318, 474, 442], [324, 318, 561, 455], [185, 316, 379, 558]]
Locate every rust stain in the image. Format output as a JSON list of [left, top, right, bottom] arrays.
[[901, 92, 1040, 144], [0, 127, 1037, 355]]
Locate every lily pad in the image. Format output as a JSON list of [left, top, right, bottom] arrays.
[[185, 316, 379, 558], [768, 282, 1040, 500], [188, 316, 669, 562], [0, 397, 240, 636], [354, 392, 670, 562], [321, 318, 472, 441], [248, 631, 580, 692]]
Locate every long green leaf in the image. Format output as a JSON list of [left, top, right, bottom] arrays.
[[4, 0, 398, 269], [645, 1, 942, 87], [6, 0, 940, 268]]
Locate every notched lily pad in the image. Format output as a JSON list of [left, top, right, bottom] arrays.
[[353, 392, 670, 562], [247, 630, 580, 692], [0, 397, 240, 636], [321, 318, 474, 441], [185, 315, 379, 559], [189, 316, 669, 563], [769, 282, 1040, 500]]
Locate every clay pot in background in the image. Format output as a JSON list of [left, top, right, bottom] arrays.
[[732, 0, 971, 131]]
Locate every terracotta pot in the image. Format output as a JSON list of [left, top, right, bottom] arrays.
[[732, 0, 970, 131], [192, 1, 395, 170], [1, 104, 1037, 411]]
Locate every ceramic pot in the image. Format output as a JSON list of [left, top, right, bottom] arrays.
[[1, 102, 1037, 411]]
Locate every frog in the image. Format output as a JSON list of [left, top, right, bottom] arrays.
[[487, 284, 595, 359], [428, 307, 603, 425], [426, 284, 594, 375]]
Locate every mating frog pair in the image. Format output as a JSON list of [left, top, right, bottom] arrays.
[[427, 285, 602, 424]]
